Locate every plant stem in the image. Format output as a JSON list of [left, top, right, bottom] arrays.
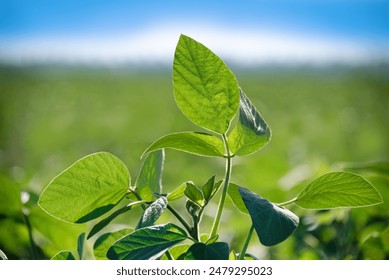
[[277, 197, 298, 207], [166, 205, 192, 237], [165, 250, 174, 260], [23, 210, 38, 260], [239, 224, 254, 260], [210, 134, 232, 238]]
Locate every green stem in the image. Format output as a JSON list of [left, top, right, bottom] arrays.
[[166, 205, 192, 237], [23, 210, 38, 260], [277, 197, 298, 207], [239, 224, 254, 260], [210, 134, 232, 238], [165, 250, 174, 260]]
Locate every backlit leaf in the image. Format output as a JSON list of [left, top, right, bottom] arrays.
[[93, 228, 133, 260], [135, 150, 164, 201], [185, 182, 204, 206], [142, 132, 225, 158], [239, 186, 299, 246], [229, 90, 271, 156], [107, 223, 187, 260], [39, 152, 130, 223], [296, 172, 383, 209], [173, 34, 240, 134], [51, 251, 76, 260]]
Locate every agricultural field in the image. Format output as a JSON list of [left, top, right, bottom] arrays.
[[1, 63, 388, 259]]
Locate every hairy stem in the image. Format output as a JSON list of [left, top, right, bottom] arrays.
[[239, 224, 254, 260], [210, 134, 232, 238]]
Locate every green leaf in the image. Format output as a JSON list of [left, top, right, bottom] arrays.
[[135, 150, 164, 201], [88, 201, 145, 239], [227, 183, 249, 214], [341, 161, 389, 177], [38, 152, 130, 223], [167, 182, 187, 201], [77, 232, 85, 260], [160, 244, 191, 260], [295, 172, 383, 209], [143, 132, 225, 158], [51, 251, 76, 260], [185, 182, 204, 206], [229, 89, 271, 156], [173, 34, 240, 134], [239, 186, 299, 246], [107, 223, 187, 260], [137, 197, 168, 229], [93, 228, 133, 260], [184, 242, 229, 260]]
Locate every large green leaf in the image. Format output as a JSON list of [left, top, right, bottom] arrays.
[[239, 187, 299, 246], [135, 150, 164, 201], [142, 132, 225, 158], [166, 182, 187, 201], [93, 228, 133, 260], [295, 172, 383, 209], [229, 90, 271, 156], [173, 34, 240, 134], [107, 223, 187, 260], [39, 152, 130, 223], [137, 197, 168, 229], [184, 242, 229, 260]]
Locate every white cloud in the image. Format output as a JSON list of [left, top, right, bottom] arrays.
[[0, 24, 387, 65]]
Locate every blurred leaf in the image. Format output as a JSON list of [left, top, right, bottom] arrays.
[[0, 174, 22, 216], [143, 132, 225, 158], [229, 90, 271, 156], [51, 251, 76, 260], [185, 182, 204, 206], [228, 183, 249, 214], [173, 34, 239, 134], [239, 186, 299, 246], [88, 201, 145, 239], [167, 182, 187, 201], [137, 197, 168, 229], [135, 150, 164, 201], [93, 228, 133, 260], [341, 161, 389, 177], [107, 223, 187, 260], [38, 152, 130, 223], [184, 242, 229, 260], [296, 172, 383, 209]]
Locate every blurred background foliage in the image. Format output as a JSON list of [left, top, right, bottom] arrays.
[[0, 63, 388, 259]]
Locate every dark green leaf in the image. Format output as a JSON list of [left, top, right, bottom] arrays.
[[77, 232, 85, 260], [185, 182, 204, 206], [107, 223, 187, 260], [137, 197, 168, 229], [239, 186, 299, 246], [135, 150, 164, 201], [184, 242, 229, 260], [229, 90, 271, 156], [51, 251, 76, 260], [39, 152, 130, 223], [93, 228, 133, 260], [173, 34, 240, 134], [296, 172, 383, 209], [88, 201, 145, 239], [142, 132, 225, 158]]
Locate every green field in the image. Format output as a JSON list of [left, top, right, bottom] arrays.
[[1, 64, 388, 259]]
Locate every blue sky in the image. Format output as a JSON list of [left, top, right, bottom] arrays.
[[1, 0, 388, 65]]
